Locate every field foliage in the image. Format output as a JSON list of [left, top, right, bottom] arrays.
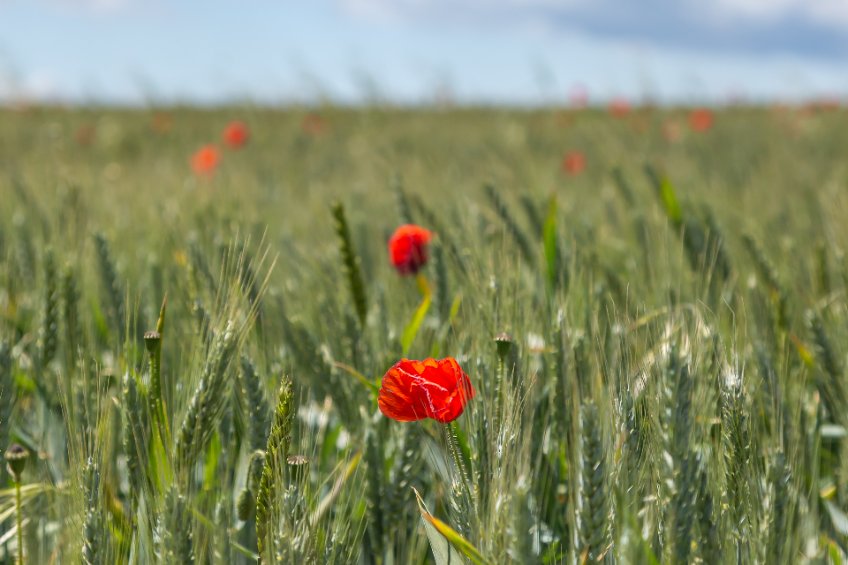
[[0, 105, 847, 563]]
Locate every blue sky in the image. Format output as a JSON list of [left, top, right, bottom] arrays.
[[0, 0, 846, 105]]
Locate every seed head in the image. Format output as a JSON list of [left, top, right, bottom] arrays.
[[287, 455, 309, 483], [5, 444, 29, 481], [494, 332, 514, 360], [143, 331, 161, 354]]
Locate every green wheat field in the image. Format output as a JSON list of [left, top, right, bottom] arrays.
[[1, 104, 847, 563]]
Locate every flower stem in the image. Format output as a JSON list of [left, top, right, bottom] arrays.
[[15, 480, 23, 565], [415, 273, 431, 299]]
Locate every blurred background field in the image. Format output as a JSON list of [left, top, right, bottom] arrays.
[[4, 104, 846, 239], [0, 103, 848, 563]]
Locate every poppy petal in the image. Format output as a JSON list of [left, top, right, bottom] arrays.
[[378, 362, 426, 421], [378, 357, 474, 423]]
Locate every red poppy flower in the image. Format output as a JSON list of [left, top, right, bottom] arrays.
[[689, 108, 714, 132], [301, 112, 327, 137], [191, 144, 220, 177], [378, 357, 475, 423], [561, 151, 586, 175], [223, 120, 250, 148], [388, 224, 432, 275], [609, 98, 631, 118]]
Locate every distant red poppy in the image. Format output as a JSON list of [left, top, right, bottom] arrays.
[[689, 108, 714, 132], [223, 120, 250, 148], [191, 145, 220, 176], [554, 111, 573, 128], [378, 357, 475, 423], [301, 112, 327, 137], [609, 98, 631, 118], [561, 151, 586, 175], [806, 97, 841, 113], [388, 224, 432, 275], [151, 112, 172, 134], [74, 124, 96, 146]]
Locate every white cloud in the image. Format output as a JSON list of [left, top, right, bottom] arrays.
[[803, 1, 848, 27], [339, 0, 848, 58], [341, 0, 582, 21], [22, 70, 60, 99], [23, 0, 135, 14], [343, 0, 848, 27], [341, 0, 402, 21], [0, 69, 62, 102], [711, 0, 798, 20], [711, 0, 848, 27], [341, 0, 848, 32]]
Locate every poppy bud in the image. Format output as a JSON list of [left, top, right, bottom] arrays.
[[494, 332, 515, 385], [494, 332, 514, 360], [5, 444, 28, 482], [143, 331, 161, 354]]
